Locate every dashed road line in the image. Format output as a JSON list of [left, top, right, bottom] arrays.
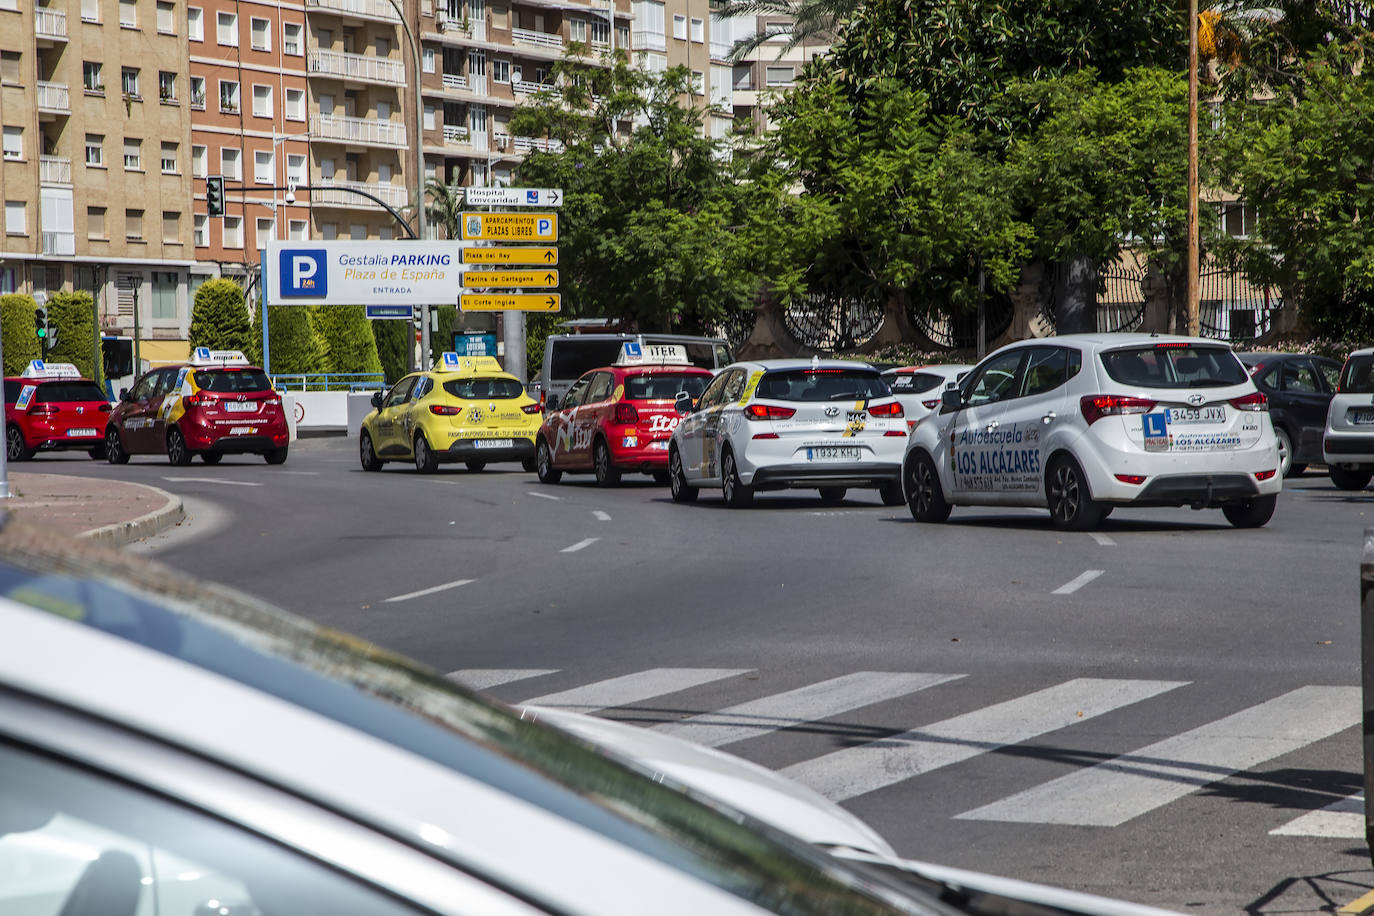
[[1052, 569, 1105, 595], [383, 578, 475, 603], [529, 491, 562, 501], [593, 510, 611, 521], [162, 477, 264, 487], [1090, 532, 1116, 547], [561, 537, 598, 553]]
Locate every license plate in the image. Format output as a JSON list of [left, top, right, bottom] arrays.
[[229, 426, 257, 435], [649, 440, 669, 450], [224, 401, 257, 413], [67, 428, 97, 438], [807, 446, 861, 461], [1166, 406, 1226, 424], [474, 438, 514, 449], [1352, 410, 1374, 426]]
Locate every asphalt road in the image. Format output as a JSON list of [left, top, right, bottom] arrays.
[[31, 437, 1374, 914]]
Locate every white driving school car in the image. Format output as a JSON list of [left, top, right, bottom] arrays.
[[902, 334, 1282, 529], [668, 359, 908, 507]]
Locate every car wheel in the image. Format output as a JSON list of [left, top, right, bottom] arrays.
[[1222, 493, 1277, 528], [593, 439, 621, 487], [1046, 454, 1104, 531], [465, 459, 486, 472], [166, 428, 193, 467], [1274, 427, 1306, 478], [414, 435, 438, 473], [104, 426, 129, 465], [669, 447, 697, 503], [721, 449, 753, 507], [536, 438, 562, 484], [5, 425, 32, 462], [264, 447, 289, 465], [905, 452, 951, 522], [87, 444, 106, 461], [879, 480, 905, 506], [1329, 465, 1373, 491], [201, 452, 223, 465], [818, 486, 847, 504], [359, 431, 383, 472], [522, 457, 537, 473]]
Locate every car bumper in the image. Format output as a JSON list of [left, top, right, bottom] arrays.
[[748, 462, 901, 490], [183, 416, 289, 452], [444, 438, 536, 463], [1077, 440, 1282, 505], [18, 420, 105, 450], [1324, 432, 1374, 465], [608, 439, 673, 471]]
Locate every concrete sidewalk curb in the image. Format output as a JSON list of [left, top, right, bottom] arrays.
[[77, 482, 185, 548]]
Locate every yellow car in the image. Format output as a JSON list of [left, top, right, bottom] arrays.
[[359, 354, 542, 473]]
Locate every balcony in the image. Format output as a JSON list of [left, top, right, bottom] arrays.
[[305, 0, 400, 22], [512, 27, 564, 50], [39, 155, 71, 185], [311, 113, 407, 148], [436, 10, 484, 39], [36, 81, 71, 116], [512, 79, 556, 96], [512, 135, 563, 153], [632, 29, 665, 51], [442, 124, 468, 143], [312, 179, 409, 211], [41, 231, 75, 256], [308, 49, 406, 86], [35, 7, 68, 42], [441, 72, 467, 90], [710, 39, 731, 60]]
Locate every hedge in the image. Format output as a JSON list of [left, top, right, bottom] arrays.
[[189, 278, 253, 353], [43, 290, 100, 383], [0, 294, 40, 376]]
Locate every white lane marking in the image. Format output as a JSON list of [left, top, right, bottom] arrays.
[[1052, 569, 1105, 595], [529, 491, 562, 501], [1090, 532, 1116, 547], [383, 578, 476, 604], [959, 686, 1361, 827], [275, 470, 320, 475], [1270, 793, 1364, 838], [561, 537, 598, 553], [593, 510, 611, 521], [654, 672, 964, 748], [523, 668, 752, 713], [162, 477, 264, 487], [448, 669, 560, 690], [782, 678, 1187, 803]]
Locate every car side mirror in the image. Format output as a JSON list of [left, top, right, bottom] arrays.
[[546, 394, 560, 411], [675, 391, 694, 416], [370, 391, 383, 409], [941, 387, 962, 411], [119, 388, 131, 402]]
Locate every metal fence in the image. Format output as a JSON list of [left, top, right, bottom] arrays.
[[1198, 269, 1283, 341], [718, 309, 757, 353], [909, 295, 1014, 351], [271, 373, 386, 392], [1095, 265, 1147, 333], [783, 291, 884, 352]]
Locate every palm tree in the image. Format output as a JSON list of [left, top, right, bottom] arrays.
[[713, 0, 854, 62], [425, 176, 466, 240]]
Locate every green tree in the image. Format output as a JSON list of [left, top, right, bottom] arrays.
[[373, 318, 410, 383], [427, 305, 459, 366], [0, 294, 40, 376], [43, 291, 100, 383], [189, 278, 253, 353], [251, 305, 324, 375], [310, 305, 383, 376]]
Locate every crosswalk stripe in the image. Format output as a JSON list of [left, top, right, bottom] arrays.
[[958, 686, 1361, 827], [782, 678, 1187, 802], [652, 672, 964, 748], [447, 669, 561, 690], [1270, 792, 1364, 838], [522, 668, 753, 713]]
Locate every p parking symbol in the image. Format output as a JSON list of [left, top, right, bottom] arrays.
[[279, 249, 328, 298]]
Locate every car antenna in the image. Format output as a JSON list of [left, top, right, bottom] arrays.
[[811, 355, 820, 369]]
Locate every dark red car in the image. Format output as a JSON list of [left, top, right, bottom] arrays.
[[535, 345, 713, 486], [4, 361, 111, 461]]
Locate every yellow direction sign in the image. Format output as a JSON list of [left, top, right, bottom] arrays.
[[461, 293, 562, 312], [462, 269, 559, 288], [460, 212, 558, 242], [462, 247, 558, 265]]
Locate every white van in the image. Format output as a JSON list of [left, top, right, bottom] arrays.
[[539, 333, 733, 408]]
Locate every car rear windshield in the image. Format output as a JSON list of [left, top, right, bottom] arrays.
[[1099, 345, 1247, 389], [1340, 356, 1374, 393], [195, 369, 274, 392], [443, 377, 525, 399], [757, 369, 890, 402], [548, 339, 728, 380], [625, 373, 710, 400], [33, 381, 107, 403], [885, 371, 945, 393]]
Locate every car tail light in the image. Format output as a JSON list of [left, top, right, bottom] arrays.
[[921, 399, 941, 410], [746, 403, 795, 420], [1229, 391, 1268, 411], [265, 397, 282, 407], [752, 432, 779, 439], [27, 403, 58, 417], [1115, 474, 1147, 485], [1155, 342, 1192, 348], [1255, 469, 1277, 481], [868, 401, 903, 418], [884, 430, 907, 437], [522, 403, 542, 415], [614, 403, 639, 424], [182, 392, 204, 408], [430, 404, 462, 416], [1080, 395, 1157, 425]]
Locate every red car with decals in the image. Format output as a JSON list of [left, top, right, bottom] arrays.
[[535, 343, 714, 486], [3, 361, 111, 461]]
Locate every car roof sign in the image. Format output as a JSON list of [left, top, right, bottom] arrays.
[[616, 342, 688, 366], [20, 360, 82, 379], [437, 352, 504, 374], [190, 349, 251, 367]]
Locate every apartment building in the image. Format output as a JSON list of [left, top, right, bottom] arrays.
[[711, 13, 828, 135], [0, 0, 195, 359]]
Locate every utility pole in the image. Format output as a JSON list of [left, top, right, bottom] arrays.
[[1186, 0, 1200, 337]]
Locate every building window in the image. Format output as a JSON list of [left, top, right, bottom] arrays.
[[591, 19, 609, 44], [690, 16, 703, 41], [255, 216, 274, 247], [1221, 201, 1259, 239], [252, 84, 272, 118], [286, 153, 305, 184], [219, 79, 239, 112], [672, 14, 685, 39], [492, 59, 509, 83], [0, 52, 18, 86], [125, 208, 144, 240], [187, 5, 202, 39], [765, 65, 793, 86], [151, 271, 177, 316], [160, 141, 178, 173], [349, 224, 366, 240], [162, 211, 180, 244], [320, 223, 337, 240], [632, 0, 665, 50], [123, 138, 141, 170], [288, 219, 307, 240], [422, 47, 434, 72], [570, 17, 586, 41], [254, 149, 273, 184], [285, 87, 305, 121], [121, 67, 140, 98], [84, 133, 103, 166], [283, 21, 302, 54], [119, 0, 136, 27], [87, 206, 107, 240], [250, 16, 270, 50], [191, 145, 206, 177], [221, 147, 240, 180], [216, 10, 237, 45], [691, 69, 703, 94], [193, 213, 207, 246], [223, 215, 243, 247], [616, 23, 628, 47], [159, 71, 177, 102], [1, 127, 19, 162], [156, 0, 174, 33], [189, 75, 205, 109], [423, 104, 435, 130], [4, 201, 25, 236], [82, 61, 104, 93], [81, 0, 100, 22]]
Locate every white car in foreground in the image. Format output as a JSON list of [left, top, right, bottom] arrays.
[[668, 359, 908, 506], [903, 334, 1282, 529], [1322, 346, 1374, 490]]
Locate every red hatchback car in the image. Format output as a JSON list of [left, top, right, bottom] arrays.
[[105, 349, 290, 466], [3, 361, 111, 461], [535, 344, 713, 486]]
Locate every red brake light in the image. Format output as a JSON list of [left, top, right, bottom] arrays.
[[868, 401, 903, 417], [27, 403, 58, 416], [1115, 474, 1147, 485], [430, 404, 462, 415], [752, 432, 779, 439], [522, 402, 542, 415], [921, 399, 940, 410], [1155, 342, 1192, 348], [1080, 394, 1157, 425], [614, 403, 639, 424], [746, 404, 796, 420], [183, 392, 204, 408], [884, 430, 907, 437], [1229, 391, 1268, 411], [1255, 469, 1277, 481]]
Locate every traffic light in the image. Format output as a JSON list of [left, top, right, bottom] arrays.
[[34, 306, 47, 342], [206, 175, 225, 218]]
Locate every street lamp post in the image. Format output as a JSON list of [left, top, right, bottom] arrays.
[[1187, 0, 1200, 336], [129, 274, 144, 376]]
